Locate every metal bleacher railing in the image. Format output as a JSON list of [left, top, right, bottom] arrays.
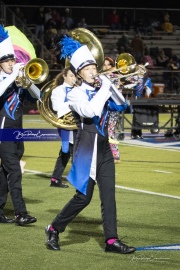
[[0, 2, 54, 68]]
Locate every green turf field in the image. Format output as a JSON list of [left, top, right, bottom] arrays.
[[0, 114, 179, 270]]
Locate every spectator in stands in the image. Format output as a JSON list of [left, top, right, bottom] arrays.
[[108, 9, 121, 30], [51, 8, 62, 30], [130, 33, 144, 63], [134, 17, 146, 36], [44, 8, 52, 25], [77, 18, 88, 29], [44, 28, 58, 50], [161, 11, 174, 33], [14, 7, 26, 24], [45, 17, 57, 32], [134, 16, 152, 36], [57, 16, 69, 35], [116, 32, 131, 54], [149, 47, 159, 61], [150, 19, 161, 34], [64, 8, 74, 30], [156, 49, 169, 68], [168, 49, 180, 69], [34, 6, 45, 41], [120, 11, 130, 31], [161, 21, 174, 33], [164, 11, 170, 22], [142, 45, 155, 68], [144, 18, 155, 36], [165, 50, 180, 93]]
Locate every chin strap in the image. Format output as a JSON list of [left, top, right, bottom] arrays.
[[77, 72, 96, 88]]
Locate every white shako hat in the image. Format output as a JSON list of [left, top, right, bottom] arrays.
[[0, 25, 15, 63], [60, 35, 97, 73], [70, 45, 96, 73]]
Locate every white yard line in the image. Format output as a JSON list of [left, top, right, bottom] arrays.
[[115, 185, 180, 200], [152, 170, 173, 174], [24, 169, 180, 200], [120, 140, 180, 151], [24, 169, 51, 175]]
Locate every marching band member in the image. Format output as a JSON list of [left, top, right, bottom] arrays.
[[45, 35, 136, 254], [0, 24, 40, 225], [130, 65, 153, 139], [102, 56, 121, 163], [50, 67, 76, 188]]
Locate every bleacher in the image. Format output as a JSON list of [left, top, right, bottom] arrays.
[[92, 27, 180, 58], [2, 1, 179, 92], [91, 26, 180, 93]]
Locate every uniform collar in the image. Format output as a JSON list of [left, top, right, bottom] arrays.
[[81, 82, 95, 90], [63, 82, 72, 88], [0, 71, 10, 79]]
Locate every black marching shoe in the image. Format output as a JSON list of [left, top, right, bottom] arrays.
[[0, 214, 14, 224], [105, 239, 136, 254], [50, 179, 69, 188], [45, 225, 60, 250], [14, 213, 37, 226]]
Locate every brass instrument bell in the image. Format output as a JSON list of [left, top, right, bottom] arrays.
[[25, 58, 49, 84], [115, 53, 136, 74], [15, 58, 49, 88]]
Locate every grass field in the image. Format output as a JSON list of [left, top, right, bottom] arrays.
[[0, 114, 179, 270]]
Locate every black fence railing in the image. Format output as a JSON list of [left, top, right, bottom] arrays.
[[2, 5, 180, 29]]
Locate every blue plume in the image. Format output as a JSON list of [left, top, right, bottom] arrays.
[[60, 36, 82, 59], [0, 25, 9, 43]]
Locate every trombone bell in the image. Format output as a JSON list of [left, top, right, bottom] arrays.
[[115, 53, 136, 74]]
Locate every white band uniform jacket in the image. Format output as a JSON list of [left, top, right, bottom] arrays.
[[66, 78, 127, 194], [51, 82, 74, 151]]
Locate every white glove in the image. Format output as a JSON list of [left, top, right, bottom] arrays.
[[145, 86, 151, 97], [12, 63, 24, 77], [99, 74, 112, 89]]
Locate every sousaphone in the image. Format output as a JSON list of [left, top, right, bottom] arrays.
[[37, 28, 104, 130]]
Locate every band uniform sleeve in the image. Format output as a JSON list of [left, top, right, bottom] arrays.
[[51, 86, 71, 118], [27, 84, 41, 100], [67, 84, 112, 118], [0, 72, 17, 96], [109, 84, 126, 105]]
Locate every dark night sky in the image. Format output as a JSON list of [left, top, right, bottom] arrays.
[[3, 0, 180, 9]]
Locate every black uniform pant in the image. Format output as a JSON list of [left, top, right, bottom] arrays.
[[0, 140, 27, 215], [0, 115, 27, 216], [52, 135, 118, 242], [52, 143, 73, 180]]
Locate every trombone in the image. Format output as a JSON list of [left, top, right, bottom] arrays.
[[91, 53, 136, 84], [93, 52, 149, 85]]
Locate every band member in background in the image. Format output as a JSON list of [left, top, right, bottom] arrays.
[[0, 24, 40, 225], [45, 35, 136, 254], [102, 56, 121, 163], [131, 66, 153, 139], [50, 67, 76, 188]]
